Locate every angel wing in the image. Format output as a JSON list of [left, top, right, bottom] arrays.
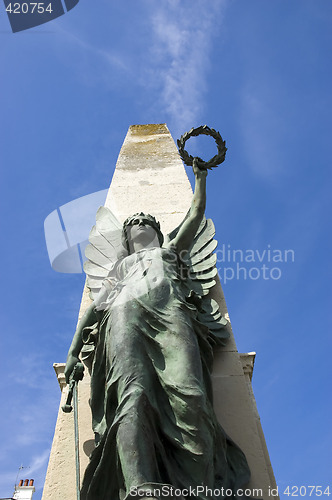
[[83, 206, 123, 300], [168, 215, 229, 346]]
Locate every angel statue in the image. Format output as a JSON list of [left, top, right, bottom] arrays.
[[65, 159, 252, 500]]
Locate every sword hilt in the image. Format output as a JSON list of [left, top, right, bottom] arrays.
[[62, 363, 84, 413]]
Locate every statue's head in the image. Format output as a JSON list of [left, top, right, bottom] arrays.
[[122, 212, 164, 254]]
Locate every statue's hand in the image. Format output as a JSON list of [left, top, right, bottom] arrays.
[[65, 354, 81, 384], [193, 157, 208, 178]]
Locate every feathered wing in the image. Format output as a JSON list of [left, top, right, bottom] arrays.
[[83, 206, 228, 344], [168, 216, 229, 346], [83, 206, 123, 300]]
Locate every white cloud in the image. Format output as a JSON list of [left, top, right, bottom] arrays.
[[144, 0, 227, 134], [29, 448, 51, 475], [43, 2, 227, 135], [48, 21, 131, 91], [8, 353, 52, 390], [240, 87, 287, 182], [58, 27, 127, 72], [0, 388, 57, 498]]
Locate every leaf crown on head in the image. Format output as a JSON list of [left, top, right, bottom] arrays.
[[122, 212, 164, 253]]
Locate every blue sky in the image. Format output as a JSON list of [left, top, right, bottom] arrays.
[[0, 1, 331, 498]]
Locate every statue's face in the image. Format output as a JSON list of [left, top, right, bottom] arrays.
[[128, 216, 160, 247]]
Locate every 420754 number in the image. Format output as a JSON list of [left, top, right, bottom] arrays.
[[6, 3, 53, 14], [284, 486, 331, 497]]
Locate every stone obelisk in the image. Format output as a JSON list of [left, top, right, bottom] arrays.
[[42, 124, 278, 500]]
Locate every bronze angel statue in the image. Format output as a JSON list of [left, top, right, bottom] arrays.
[[65, 159, 252, 500]]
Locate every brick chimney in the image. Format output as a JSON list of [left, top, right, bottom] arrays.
[[12, 479, 35, 500]]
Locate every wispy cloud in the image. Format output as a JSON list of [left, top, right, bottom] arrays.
[[0, 449, 51, 498], [55, 24, 128, 72], [240, 86, 287, 182], [0, 384, 58, 499], [29, 448, 51, 475], [42, 2, 227, 135], [8, 352, 53, 390], [143, 0, 227, 134]]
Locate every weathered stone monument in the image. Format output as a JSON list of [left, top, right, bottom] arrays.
[[42, 124, 278, 500]]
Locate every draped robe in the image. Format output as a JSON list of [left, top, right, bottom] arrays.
[[80, 247, 251, 500]]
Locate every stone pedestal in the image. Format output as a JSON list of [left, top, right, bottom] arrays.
[[42, 124, 278, 500]]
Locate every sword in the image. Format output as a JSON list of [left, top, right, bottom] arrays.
[[62, 362, 84, 500]]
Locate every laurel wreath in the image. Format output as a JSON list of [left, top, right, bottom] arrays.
[[177, 125, 227, 170]]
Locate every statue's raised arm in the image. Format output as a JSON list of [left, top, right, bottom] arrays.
[[169, 158, 208, 254]]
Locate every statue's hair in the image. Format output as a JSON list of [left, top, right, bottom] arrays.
[[122, 212, 164, 254]]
